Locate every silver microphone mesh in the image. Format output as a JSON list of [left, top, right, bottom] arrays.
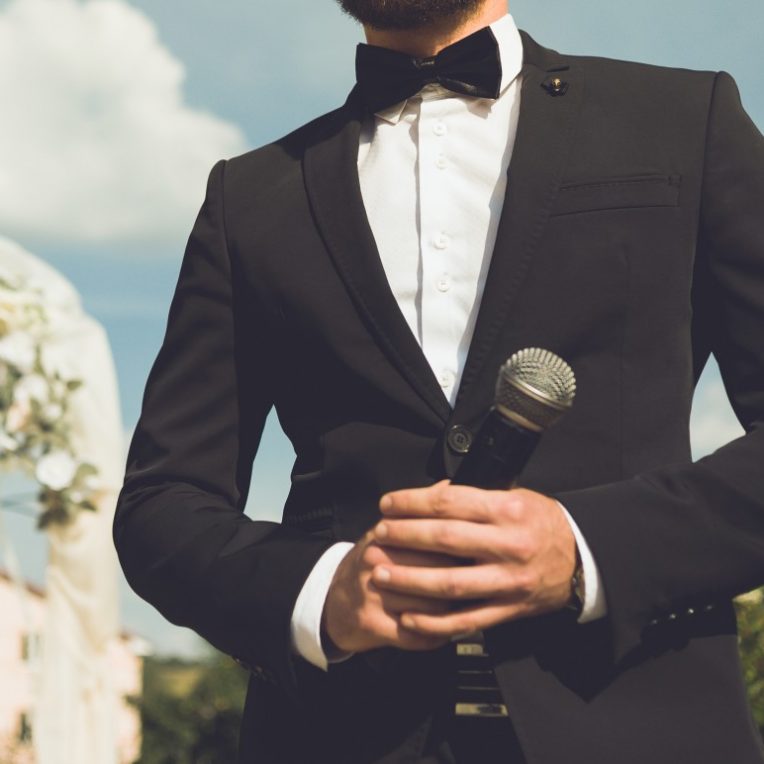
[[495, 348, 576, 432]]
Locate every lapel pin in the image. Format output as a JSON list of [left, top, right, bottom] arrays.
[[542, 75, 568, 96]]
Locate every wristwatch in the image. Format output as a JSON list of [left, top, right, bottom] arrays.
[[565, 548, 585, 617]]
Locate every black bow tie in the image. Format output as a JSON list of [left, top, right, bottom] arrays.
[[355, 26, 503, 114]]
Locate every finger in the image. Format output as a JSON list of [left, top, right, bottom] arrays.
[[365, 607, 451, 651], [380, 481, 505, 523], [364, 542, 464, 569], [392, 624, 452, 651], [375, 518, 497, 557], [372, 563, 512, 600], [374, 587, 452, 615], [399, 599, 532, 638]]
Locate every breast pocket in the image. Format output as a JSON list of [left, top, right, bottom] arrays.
[[551, 174, 681, 216]]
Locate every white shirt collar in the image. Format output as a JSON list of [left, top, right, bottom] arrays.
[[375, 13, 524, 125]]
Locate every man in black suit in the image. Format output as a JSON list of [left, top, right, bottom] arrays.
[[114, 1, 764, 762]]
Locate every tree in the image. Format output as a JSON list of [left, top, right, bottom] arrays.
[[134, 648, 248, 764], [737, 590, 764, 736]]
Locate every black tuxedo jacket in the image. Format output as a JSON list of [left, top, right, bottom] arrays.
[[114, 32, 764, 764]]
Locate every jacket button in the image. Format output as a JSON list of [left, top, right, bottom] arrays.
[[447, 425, 473, 454]]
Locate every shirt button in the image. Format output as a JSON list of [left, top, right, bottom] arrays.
[[436, 274, 451, 292], [434, 234, 450, 250], [433, 121, 447, 136], [436, 154, 448, 169], [439, 369, 455, 389]]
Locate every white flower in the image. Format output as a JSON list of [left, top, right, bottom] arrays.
[[0, 304, 19, 336], [13, 373, 49, 404], [0, 331, 36, 372], [0, 428, 19, 452], [51, 378, 68, 399], [83, 473, 101, 491], [42, 402, 64, 422], [0, 289, 29, 310], [0, 287, 41, 334], [36, 451, 77, 491], [5, 399, 31, 433], [27, 442, 44, 460]]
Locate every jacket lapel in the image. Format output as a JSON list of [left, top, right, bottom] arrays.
[[303, 32, 584, 433], [303, 88, 452, 426], [452, 32, 585, 425]]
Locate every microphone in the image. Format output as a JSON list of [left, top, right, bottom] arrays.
[[453, 347, 577, 492], [449, 348, 577, 720]]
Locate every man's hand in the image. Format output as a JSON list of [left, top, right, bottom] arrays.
[[322, 528, 460, 654], [369, 481, 577, 638]]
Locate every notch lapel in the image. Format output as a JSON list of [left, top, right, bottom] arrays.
[[303, 90, 452, 425], [452, 32, 585, 424]]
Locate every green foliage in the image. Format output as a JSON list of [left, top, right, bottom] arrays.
[[737, 590, 764, 736], [134, 648, 249, 764]]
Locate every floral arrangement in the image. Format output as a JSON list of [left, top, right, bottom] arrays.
[[0, 270, 100, 528]]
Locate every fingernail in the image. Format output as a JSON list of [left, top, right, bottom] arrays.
[[375, 522, 388, 539], [401, 615, 416, 629], [374, 567, 391, 583], [380, 495, 392, 511]]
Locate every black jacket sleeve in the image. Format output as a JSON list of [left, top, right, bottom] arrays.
[[113, 159, 334, 695], [556, 71, 764, 663]]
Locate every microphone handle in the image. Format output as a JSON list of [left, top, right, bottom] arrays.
[[449, 408, 541, 718], [451, 408, 540, 490]]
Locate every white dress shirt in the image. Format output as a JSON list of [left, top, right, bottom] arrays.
[[290, 14, 606, 671]]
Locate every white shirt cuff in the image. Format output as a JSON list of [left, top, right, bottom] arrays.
[[556, 501, 608, 622], [290, 541, 355, 671]]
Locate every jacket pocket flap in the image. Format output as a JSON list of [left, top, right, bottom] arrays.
[[282, 505, 336, 537], [552, 174, 681, 216]]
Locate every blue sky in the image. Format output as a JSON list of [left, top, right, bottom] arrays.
[[1, 0, 761, 656]]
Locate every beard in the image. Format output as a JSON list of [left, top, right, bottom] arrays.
[[336, 0, 487, 30]]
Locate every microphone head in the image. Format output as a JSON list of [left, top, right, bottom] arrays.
[[495, 348, 576, 432]]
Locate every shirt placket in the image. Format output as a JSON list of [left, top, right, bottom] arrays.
[[417, 92, 460, 404]]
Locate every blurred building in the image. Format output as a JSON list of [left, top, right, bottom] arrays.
[[0, 569, 148, 763]]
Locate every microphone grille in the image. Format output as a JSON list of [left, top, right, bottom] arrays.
[[495, 348, 576, 432]]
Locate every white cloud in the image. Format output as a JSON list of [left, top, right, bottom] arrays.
[[690, 365, 744, 459], [0, 0, 246, 243]]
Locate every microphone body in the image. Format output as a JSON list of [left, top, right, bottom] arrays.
[[446, 348, 576, 720], [452, 409, 539, 490]]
